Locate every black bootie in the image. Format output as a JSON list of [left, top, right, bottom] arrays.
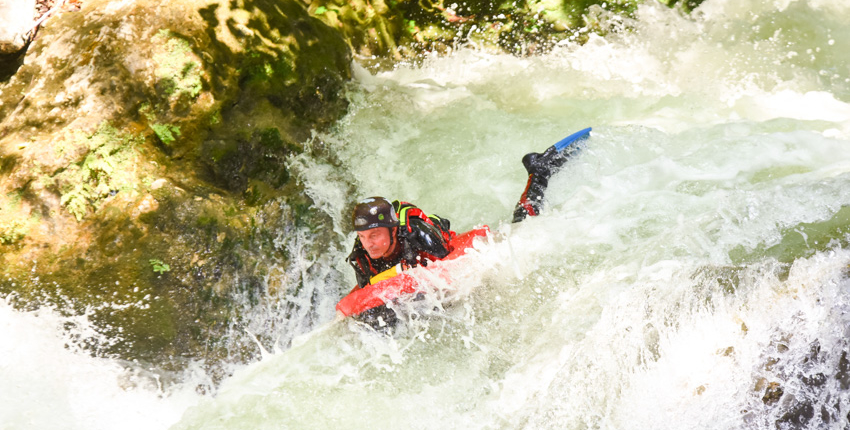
[[512, 146, 575, 222]]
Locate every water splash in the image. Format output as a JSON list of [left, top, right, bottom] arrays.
[[0, 297, 204, 430]]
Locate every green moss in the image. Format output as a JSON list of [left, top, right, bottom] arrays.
[[308, 0, 674, 60], [53, 136, 81, 158], [209, 108, 221, 125], [196, 215, 217, 228], [152, 30, 203, 100], [223, 205, 239, 218], [0, 220, 27, 245], [151, 123, 181, 145], [56, 122, 143, 221], [5, 190, 23, 209], [138, 102, 155, 121], [243, 54, 297, 88], [656, 0, 706, 13], [207, 140, 239, 163], [258, 127, 284, 149], [149, 259, 171, 274]]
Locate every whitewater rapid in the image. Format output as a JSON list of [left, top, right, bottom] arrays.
[[4, 0, 850, 428]]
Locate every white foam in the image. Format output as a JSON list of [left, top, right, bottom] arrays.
[[0, 300, 201, 430]]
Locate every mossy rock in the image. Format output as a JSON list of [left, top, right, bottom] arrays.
[[0, 0, 350, 372]]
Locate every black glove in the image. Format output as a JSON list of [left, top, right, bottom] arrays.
[[399, 219, 450, 264]]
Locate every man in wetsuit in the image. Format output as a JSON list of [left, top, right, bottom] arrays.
[[346, 144, 575, 329], [347, 197, 455, 328]]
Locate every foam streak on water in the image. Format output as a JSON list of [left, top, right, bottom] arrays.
[[7, 0, 850, 428]]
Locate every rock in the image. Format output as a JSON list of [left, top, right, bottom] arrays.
[[761, 381, 783, 405], [0, 0, 350, 374], [305, 0, 694, 61], [149, 178, 168, 190], [0, 0, 35, 53], [130, 194, 158, 218]]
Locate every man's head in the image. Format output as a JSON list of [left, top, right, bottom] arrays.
[[352, 197, 400, 259], [356, 225, 397, 259]]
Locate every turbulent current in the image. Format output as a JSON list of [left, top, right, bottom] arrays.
[[4, 0, 850, 428]]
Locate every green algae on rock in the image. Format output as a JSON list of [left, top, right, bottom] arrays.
[[54, 122, 144, 221]]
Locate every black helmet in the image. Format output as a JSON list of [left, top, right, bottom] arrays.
[[352, 197, 399, 231]]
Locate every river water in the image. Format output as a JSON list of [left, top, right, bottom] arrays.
[[4, 0, 850, 428]]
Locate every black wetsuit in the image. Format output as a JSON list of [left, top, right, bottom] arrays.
[[512, 144, 576, 222]]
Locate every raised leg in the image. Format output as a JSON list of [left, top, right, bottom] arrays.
[[512, 145, 573, 222]]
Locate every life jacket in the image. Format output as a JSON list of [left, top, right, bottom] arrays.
[[347, 200, 456, 288], [393, 200, 456, 244]]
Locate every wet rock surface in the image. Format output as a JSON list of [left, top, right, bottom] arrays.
[[0, 0, 350, 373]]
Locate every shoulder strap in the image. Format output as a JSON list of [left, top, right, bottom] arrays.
[[392, 200, 455, 243], [394, 201, 429, 232]]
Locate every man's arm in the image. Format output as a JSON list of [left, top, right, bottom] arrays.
[[400, 218, 451, 263], [347, 243, 373, 289]]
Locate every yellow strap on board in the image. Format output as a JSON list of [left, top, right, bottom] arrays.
[[369, 264, 402, 285]]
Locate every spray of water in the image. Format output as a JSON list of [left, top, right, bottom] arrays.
[[0, 297, 204, 430]]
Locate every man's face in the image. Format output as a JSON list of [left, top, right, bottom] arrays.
[[357, 226, 396, 259]]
